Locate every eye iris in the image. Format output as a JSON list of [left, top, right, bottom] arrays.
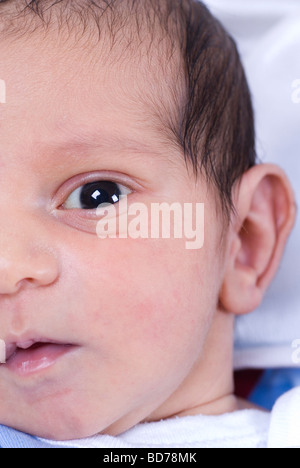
[[80, 181, 121, 209]]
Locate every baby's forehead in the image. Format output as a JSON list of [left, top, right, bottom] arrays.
[[0, 24, 183, 170], [0, 0, 196, 188], [0, 0, 185, 134]]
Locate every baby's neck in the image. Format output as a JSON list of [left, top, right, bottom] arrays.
[[168, 394, 239, 418], [169, 394, 268, 418]]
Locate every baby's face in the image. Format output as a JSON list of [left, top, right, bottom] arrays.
[[0, 31, 225, 439]]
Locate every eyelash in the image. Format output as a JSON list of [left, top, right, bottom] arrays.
[[62, 180, 132, 210]]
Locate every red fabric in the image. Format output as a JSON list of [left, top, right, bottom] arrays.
[[234, 370, 264, 399]]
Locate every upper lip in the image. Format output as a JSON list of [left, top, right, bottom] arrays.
[[4, 337, 71, 362]]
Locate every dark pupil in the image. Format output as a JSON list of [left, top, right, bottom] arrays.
[[80, 181, 121, 209]]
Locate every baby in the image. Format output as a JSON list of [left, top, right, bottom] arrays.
[[0, 0, 297, 448]]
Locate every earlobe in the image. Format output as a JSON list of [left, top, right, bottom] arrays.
[[219, 164, 297, 316]]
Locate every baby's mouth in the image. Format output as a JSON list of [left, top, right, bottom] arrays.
[[3, 340, 76, 376]]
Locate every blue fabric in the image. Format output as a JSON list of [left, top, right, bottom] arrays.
[[0, 425, 71, 448], [249, 368, 300, 411]]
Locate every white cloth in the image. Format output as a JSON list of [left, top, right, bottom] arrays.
[[35, 388, 300, 448], [38, 410, 270, 449], [268, 387, 300, 448], [204, 0, 300, 370]]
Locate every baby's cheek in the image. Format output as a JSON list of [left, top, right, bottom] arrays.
[[73, 237, 204, 357], [113, 247, 201, 351], [63, 238, 212, 411]]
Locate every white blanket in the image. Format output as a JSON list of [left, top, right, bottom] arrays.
[[33, 388, 300, 448]]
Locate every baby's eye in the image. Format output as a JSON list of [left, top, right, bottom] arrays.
[[63, 181, 132, 210]]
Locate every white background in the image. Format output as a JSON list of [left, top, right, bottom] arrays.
[[204, 0, 300, 368]]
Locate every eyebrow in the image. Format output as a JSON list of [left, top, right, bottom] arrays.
[[43, 124, 161, 157]]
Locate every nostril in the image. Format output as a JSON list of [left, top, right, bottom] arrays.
[[16, 277, 39, 290]]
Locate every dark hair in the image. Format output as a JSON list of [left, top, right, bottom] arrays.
[[0, 0, 257, 220]]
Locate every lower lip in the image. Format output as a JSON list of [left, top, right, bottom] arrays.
[[5, 344, 75, 376]]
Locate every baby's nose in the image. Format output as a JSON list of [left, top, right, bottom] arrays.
[[0, 253, 59, 294], [0, 212, 59, 295]]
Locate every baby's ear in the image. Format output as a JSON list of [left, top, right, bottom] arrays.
[[219, 164, 297, 316]]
